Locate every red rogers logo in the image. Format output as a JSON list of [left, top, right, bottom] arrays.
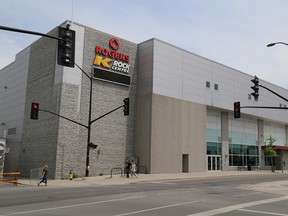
[[109, 38, 120, 50], [93, 37, 131, 73]]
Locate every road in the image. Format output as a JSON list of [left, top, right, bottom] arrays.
[[1, 173, 288, 216]]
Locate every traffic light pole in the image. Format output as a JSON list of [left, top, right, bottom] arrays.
[[86, 68, 93, 177], [90, 105, 124, 124], [241, 106, 288, 110], [74, 63, 94, 177], [38, 109, 88, 129], [0, 25, 65, 42], [259, 85, 288, 102], [235, 81, 288, 118]]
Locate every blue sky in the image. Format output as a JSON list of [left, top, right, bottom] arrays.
[[1, 0, 288, 89]]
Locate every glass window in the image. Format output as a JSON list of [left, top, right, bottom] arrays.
[[247, 145, 258, 155], [206, 81, 210, 88], [214, 83, 218, 90], [264, 150, 277, 166], [207, 142, 222, 155], [229, 144, 241, 155], [230, 155, 243, 166], [248, 156, 259, 166], [229, 144, 259, 166], [8, 128, 16, 135], [264, 156, 275, 166]]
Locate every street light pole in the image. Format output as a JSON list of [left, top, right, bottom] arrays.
[[267, 42, 288, 47], [86, 74, 93, 177], [75, 63, 93, 177]]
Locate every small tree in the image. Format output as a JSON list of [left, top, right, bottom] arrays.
[[265, 135, 277, 172]]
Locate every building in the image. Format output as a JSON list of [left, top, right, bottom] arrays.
[[0, 21, 287, 179]]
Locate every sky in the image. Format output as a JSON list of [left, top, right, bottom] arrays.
[[0, 0, 288, 89]]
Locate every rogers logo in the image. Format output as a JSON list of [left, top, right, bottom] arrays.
[[109, 38, 120, 50], [93, 38, 131, 73]]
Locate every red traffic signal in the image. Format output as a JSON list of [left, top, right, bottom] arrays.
[[30, 102, 39, 120]]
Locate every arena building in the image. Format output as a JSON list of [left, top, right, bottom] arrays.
[[0, 21, 287, 179]]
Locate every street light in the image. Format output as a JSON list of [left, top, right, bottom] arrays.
[[267, 42, 288, 47]]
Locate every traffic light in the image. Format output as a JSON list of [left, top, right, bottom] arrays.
[[251, 76, 259, 101], [234, 102, 241, 119], [123, 98, 129, 116], [57, 26, 75, 68], [30, 103, 39, 120]]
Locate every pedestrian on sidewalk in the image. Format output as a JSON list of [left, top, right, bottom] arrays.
[[131, 160, 137, 178], [38, 164, 48, 186], [125, 159, 131, 178]]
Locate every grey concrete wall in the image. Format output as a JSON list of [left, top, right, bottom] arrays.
[[55, 82, 84, 179], [258, 119, 265, 168], [19, 22, 138, 179], [181, 99, 207, 173], [135, 39, 154, 173], [19, 28, 60, 178], [0, 47, 30, 172], [137, 39, 154, 96], [135, 94, 152, 173], [19, 23, 139, 178], [136, 39, 208, 174], [59, 26, 138, 177], [151, 39, 288, 124], [150, 94, 206, 173], [221, 112, 229, 171]]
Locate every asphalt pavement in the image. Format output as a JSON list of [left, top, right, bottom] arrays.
[[16, 170, 288, 195]]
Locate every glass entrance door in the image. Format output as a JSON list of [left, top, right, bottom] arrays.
[[207, 155, 221, 171]]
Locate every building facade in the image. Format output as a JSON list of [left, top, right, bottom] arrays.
[[0, 21, 287, 179]]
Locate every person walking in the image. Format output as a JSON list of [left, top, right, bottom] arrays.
[[38, 165, 48, 186], [125, 160, 131, 178], [131, 160, 137, 178]]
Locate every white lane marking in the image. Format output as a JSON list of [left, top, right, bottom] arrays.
[[0, 196, 145, 216], [113, 200, 204, 216], [238, 208, 288, 215], [186, 196, 288, 216]]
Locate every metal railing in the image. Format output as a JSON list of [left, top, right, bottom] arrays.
[[110, 167, 123, 178], [29, 167, 43, 185], [111, 165, 148, 178]]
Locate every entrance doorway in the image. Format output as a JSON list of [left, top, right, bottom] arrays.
[[182, 154, 189, 173], [207, 155, 221, 171]]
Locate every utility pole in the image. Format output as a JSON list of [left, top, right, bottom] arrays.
[[74, 64, 93, 177], [86, 67, 93, 177]]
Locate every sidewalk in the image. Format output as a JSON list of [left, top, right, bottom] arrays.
[[19, 170, 288, 194]]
